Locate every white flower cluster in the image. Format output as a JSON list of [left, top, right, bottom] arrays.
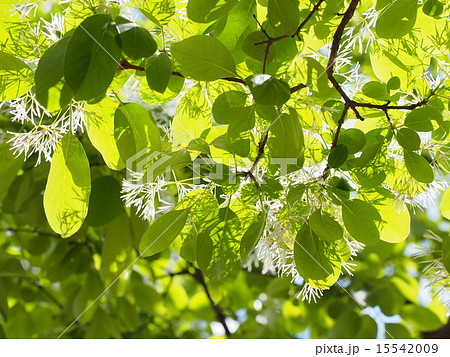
[[413, 230, 450, 316], [342, 7, 378, 55], [41, 12, 64, 44], [243, 167, 361, 303], [5, 92, 86, 165], [121, 170, 207, 221]]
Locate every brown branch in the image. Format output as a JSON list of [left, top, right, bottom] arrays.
[[120, 60, 303, 93], [253, 0, 325, 73], [326, 0, 363, 120], [1, 227, 60, 238], [119, 59, 145, 71], [245, 131, 269, 180], [322, 104, 349, 178], [27, 278, 64, 310], [193, 269, 231, 338], [351, 98, 429, 111], [294, 0, 326, 38], [290, 83, 307, 93]]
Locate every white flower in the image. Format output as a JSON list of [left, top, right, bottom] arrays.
[[69, 101, 86, 134], [121, 169, 205, 221], [9, 93, 51, 125], [7, 122, 66, 165], [414, 230, 450, 316], [121, 171, 168, 221], [12, 1, 39, 20], [341, 261, 357, 276], [298, 284, 326, 303], [42, 13, 64, 44]]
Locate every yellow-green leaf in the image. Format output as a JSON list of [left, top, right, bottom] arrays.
[[43, 134, 91, 238], [440, 187, 450, 220], [85, 97, 124, 170], [378, 200, 410, 243]]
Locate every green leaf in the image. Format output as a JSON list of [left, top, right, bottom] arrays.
[[267, 0, 300, 35], [197, 207, 241, 280], [85, 176, 124, 227], [396, 128, 421, 150], [342, 199, 381, 245], [140, 72, 184, 105], [212, 91, 248, 124], [0, 250, 25, 277], [212, 91, 255, 157], [337, 129, 366, 154], [440, 187, 450, 220], [175, 190, 219, 262], [328, 144, 348, 168], [242, 31, 276, 62], [117, 20, 157, 60], [377, 200, 410, 243], [400, 305, 443, 332], [0, 50, 33, 101], [187, 0, 239, 23], [423, 0, 444, 17], [171, 85, 211, 148], [171, 35, 236, 81], [404, 107, 438, 132], [43, 134, 91, 238], [144, 150, 192, 181], [102, 213, 135, 284], [0, 282, 8, 320], [228, 123, 252, 157], [269, 110, 304, 160], [35, 36, 72, 111], [442, 235, 450, 273], [375, 0, 418, 39], [139, 208, 191, 257], [294, 224, 341, 289], [145, 53, 172, 93], [65, 14, 121, 101], [0, 143, 23, 200], [240, 211, 267, 263], [309, 210, 343, 242], [362, 81, 389, 101], [85, 97, 125, 170], [287, 183, 306, 207], [137, 0, 175, 27], [387, 76, 401, 90], [404, 150, 434, 183], [246, 74, 291, 106], [115, 102, 161, 153]]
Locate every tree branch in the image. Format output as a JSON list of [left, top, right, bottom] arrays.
[[322, 104, 350, 178], [326, 0, 363, 121], [1, 227, 60, 238], [193, 269, 232, 338], [253, 0, 326, 73], [244, 131, 269, 180], [27, 278, 64, 310], [119, 59, 304, 94]]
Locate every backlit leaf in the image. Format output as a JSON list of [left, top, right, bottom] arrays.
[[171, 35, 236, 81], [65, 14, 121, 101], [43, 134, 91, 238], [342, 199, 381, 245], [139, 208, 190, 257]]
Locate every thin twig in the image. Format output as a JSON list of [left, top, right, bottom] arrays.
[[326, 0, 363, 120], [322, 104, 349, 178], [27, 278, 64, 310], [245, 131, 269, 179], [193, 269, 231, 338], [1, 227, 60, 238]]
